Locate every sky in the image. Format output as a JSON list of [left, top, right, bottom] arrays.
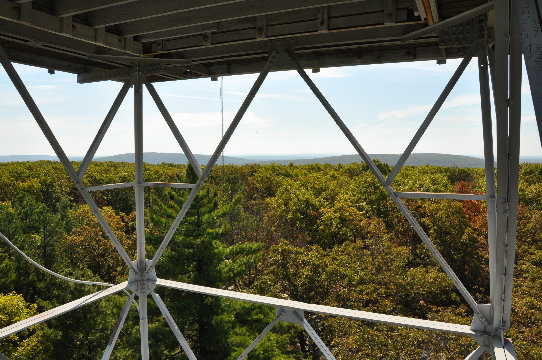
[[0, 58, 541, 159]]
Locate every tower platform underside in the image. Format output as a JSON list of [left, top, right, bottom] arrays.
[[0, 0, 540, 359]]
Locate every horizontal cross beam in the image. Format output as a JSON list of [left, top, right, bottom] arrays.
[[157, 278, 480, 336]]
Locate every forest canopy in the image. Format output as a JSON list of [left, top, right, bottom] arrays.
[[0, 160, 541, 359]]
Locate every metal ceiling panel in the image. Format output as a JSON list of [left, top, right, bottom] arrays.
[[0, 0, 490, 82]]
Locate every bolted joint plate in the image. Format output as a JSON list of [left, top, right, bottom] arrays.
[[439, 22, 473, 47], [269, 40, 294, 68], [438, 16, 487, 48], [471, 303, 492, 348], [276, 307, 304, 324], [128, 260, 157, 295]]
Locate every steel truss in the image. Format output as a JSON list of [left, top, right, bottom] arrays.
[[0, 2, 531, 358]]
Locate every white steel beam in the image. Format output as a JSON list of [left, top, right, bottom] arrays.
[[143, 182, 195, 189], [86, 182, 137, 192], [148, 51, 277, 270], [102, 293, 135, 360], [287, 50, 489, 329], [156, 278, 479, 336], [0, 282, 127, 339], [78, 80, 132, 180], [0, 44, 137, 273], [151, 292, 197, 360], [86, 182, 196, 192]]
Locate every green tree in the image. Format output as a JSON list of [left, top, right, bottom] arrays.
[[0, 292, 56, 359], [148, 166, 261, 359]]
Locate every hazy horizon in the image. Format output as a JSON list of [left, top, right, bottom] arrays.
[[3, 151, 542, 161], [1, 61, 541, 158]]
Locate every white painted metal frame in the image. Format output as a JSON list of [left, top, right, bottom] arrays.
[[102, 293, 135, 360], [0, 1, 526, 354]]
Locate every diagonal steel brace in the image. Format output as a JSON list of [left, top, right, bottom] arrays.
[[0, 45, 136, 272], [285, 49, 489, 329], [147, 50, 277, 271]]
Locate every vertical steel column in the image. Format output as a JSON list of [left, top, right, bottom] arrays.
[[503, 0, 523, 330], [139, 293, 149, 360], [492, 0, 511, 334], [478, 47, 498, 312], [133, 69, 149, 359], [134, 70, 146, 273]]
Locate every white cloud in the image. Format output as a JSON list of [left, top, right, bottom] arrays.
[[522, 82, 531, 95], [29, 85, 57, 90], [311, 67, 351, 78], [162, 110, 274, 129], [443, 93, 480, 108], [227, 91, 302, 101], [158, 93, 219, 101], [522, 115, 537, 124], [377, 104, 431, 120], [377, 93, 481, 121]]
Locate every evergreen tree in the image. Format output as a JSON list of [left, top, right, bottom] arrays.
[[148, 166, 260, 359]]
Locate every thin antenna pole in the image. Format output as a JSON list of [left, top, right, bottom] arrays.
[[221, 77, 225, 182]]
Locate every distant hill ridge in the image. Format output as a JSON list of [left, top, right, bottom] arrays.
[[0, 152, 503, 167], [2, 152, 542, 167]]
